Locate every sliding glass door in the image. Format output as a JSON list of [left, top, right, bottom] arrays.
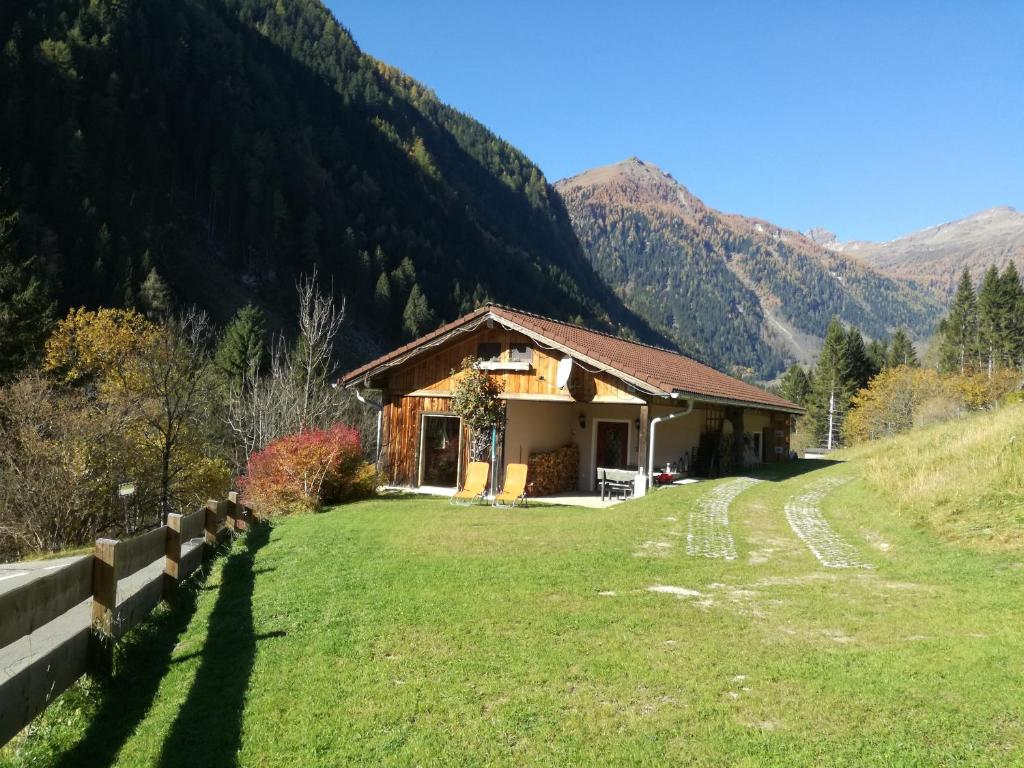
[[419, 414, 462, 487]]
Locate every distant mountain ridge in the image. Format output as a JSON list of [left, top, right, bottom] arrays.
[[825, 206, 1024, 295], [555, 158, 945, 378]]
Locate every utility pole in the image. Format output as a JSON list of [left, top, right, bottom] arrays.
[[827, 390, 835, 451]]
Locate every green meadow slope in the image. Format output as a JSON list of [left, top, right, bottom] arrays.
[[840, 403, 1024, 550], [3, 416, 1023, 766]]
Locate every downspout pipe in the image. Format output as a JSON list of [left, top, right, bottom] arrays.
[[648, 398, 695, 487], [355, 389, 383, 469]]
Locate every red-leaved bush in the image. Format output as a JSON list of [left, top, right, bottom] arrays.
[[240, 424, 375, 514]]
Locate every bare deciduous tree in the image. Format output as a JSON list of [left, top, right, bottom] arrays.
[[226, 271, 353, 463], [141, 310, 214, 523], [293, 269, 346, 432]]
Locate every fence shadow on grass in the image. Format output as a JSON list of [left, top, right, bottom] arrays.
[[154, 521, 272, 768], [51, 555, 216, 768]]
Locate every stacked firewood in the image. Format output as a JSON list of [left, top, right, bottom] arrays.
[[527, 443, 580, 496]]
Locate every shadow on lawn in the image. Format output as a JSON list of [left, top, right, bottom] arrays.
[[52, 549, 219, 768], [153, 521, 273, 768], [51, 525, 273, 768]]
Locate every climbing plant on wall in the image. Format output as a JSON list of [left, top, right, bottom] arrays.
[[450, 357, 506, 461]]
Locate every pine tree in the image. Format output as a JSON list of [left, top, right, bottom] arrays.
[[778, 364, 811, 406], [391, 257, 416, 294], [845, 327, 873, 390], [0, 207, 55, 381], [938, 269, 979, 374], [373, 271, 392, 326], [977, 266, 1002, 376], [401, 283, 436, 338], [139, 267, 173, 320], [887, 328, 918, 368], [997, 262, 1024, 369], [1013, 266, 1024, 369], [866, 338, 888, 375], [214, 304, 267, 389], [807, 317, 853, 448]]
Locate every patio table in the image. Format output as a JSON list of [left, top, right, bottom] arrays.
[[597, 467, 639, 500]]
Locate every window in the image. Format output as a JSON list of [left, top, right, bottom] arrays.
[[704, 408, 724, 433], [509, 343, 533, 363], [476, 342, 502, 363]]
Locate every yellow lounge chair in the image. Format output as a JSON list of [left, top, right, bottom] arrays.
[[493, 463, 529, 507], [450, 461, 489, 505]]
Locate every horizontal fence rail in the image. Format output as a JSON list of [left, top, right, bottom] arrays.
[[0, 494, 251, 748], [0, 556, 93, 651]]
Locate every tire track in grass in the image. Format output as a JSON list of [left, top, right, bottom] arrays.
[[686, 477, 763, 560], [784, 477, 871, 568]]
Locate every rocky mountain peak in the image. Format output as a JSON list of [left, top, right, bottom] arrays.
[[805, 227, 838, 247], [554, 158, 704, 215]]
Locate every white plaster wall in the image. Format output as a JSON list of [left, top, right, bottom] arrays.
[[504, 400, 784, 491], [740, 409, 773, 463], [576, 403, 645, 491], [648, 404, 704, 474], [503, 400, 577, 474], [505, 400, 646, 492]]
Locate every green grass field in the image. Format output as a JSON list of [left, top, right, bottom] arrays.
[[4, 409, 1024, 767]]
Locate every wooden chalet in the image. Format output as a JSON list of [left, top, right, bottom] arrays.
[[340, 305, 804, 497]]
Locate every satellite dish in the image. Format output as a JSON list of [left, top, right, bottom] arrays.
[[556, 357, 574, 389]]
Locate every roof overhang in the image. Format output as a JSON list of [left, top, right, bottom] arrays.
[[342, 308, 666, 398], [485, 312, 665, 397], [668, 390, 806, 415], [340, 309, 493, 388], [340, 306, 805, 415]]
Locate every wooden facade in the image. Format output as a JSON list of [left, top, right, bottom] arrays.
[[381, 395, 466, 488], [387, 327, 640, 403], [380, 327, 647, 488], [374, 324, 795, 490]]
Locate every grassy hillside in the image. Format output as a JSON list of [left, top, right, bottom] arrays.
[[840, 403, 1024, 550], [5, 456, 1023, 766]]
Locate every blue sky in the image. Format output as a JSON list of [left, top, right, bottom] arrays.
[[328, 1, 1022, 242]]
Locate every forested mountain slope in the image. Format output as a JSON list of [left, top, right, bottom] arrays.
[[555, 158, 945, 378], [0, 0, 665, 363]]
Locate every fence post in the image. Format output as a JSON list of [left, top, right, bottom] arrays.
[[90, 538, 120, 675], [224, 493, 237, 532], [164, 513, 182, 600], [204, 499, 219, 555], [227, 491, 246, 531]]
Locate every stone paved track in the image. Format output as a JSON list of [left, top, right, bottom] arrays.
[[784, 477, 870, 569], [686, 477, 762, 560]]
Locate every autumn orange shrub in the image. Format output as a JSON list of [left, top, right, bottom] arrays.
[[240, 424, 375, 514]]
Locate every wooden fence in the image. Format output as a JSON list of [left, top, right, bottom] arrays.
[[0, 494, 251, 748]]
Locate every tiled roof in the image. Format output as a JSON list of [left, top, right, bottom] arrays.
[[341, 304, 804, 413]]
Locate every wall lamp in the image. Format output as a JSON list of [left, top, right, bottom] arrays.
[[578, 413, 586, 429], [634, 417, 641, 432]]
